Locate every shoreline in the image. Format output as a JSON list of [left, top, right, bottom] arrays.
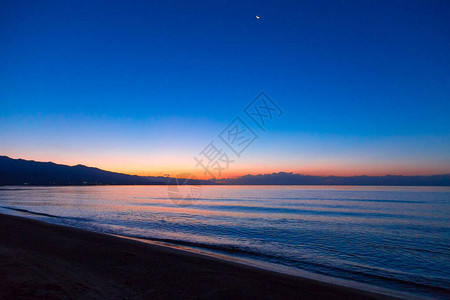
[[0, 213, 396, 299], [112, 234, 419, 299]]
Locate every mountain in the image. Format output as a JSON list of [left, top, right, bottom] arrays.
[[220, 172, 450, 186], [1, 156, 449, 186], [0, 156, 209, 186]]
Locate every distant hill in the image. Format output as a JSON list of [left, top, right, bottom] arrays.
[[1, 156, 449, 186], [221, 172, 450, 186], [0, 156, 209, 186]]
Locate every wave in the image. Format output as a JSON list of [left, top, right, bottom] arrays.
[[129, 202, 422, 219], [126, 234, 450, 296], [133, 196, 426, 203], [0, 206, 91, 222]]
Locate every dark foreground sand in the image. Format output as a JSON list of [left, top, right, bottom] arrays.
[[0, 213, 392, 299]]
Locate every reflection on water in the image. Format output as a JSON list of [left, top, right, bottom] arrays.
[[0, 185, 449, 298]]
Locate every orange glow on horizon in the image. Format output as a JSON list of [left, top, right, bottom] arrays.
[[3, 153, 449, 180], [129, 165, 449, 179]]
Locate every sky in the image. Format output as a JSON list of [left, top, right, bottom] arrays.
[[1, 0, 449, 179]]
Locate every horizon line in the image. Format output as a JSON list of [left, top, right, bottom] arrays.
[[2, 155, 449, 179]]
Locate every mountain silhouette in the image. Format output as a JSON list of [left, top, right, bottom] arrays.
[[0, 156, 210, 186], [220, 172, 450, 186], [0, 156, 449, 186]]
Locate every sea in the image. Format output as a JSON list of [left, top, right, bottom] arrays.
[[0, 185, 448, 298]]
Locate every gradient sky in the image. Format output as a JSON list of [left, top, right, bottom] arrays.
[[1, 0, 449, 178]]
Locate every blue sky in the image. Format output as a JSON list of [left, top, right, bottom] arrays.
[[1, 0, 449, 177]]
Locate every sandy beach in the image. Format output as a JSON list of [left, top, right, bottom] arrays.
[[0, 213, 393, 299]]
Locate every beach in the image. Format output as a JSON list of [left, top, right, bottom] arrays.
[[0, 213, 390, 299]]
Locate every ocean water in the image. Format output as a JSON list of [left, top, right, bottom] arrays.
[[0, 185, 449, 298]]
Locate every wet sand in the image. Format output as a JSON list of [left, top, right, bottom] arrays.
[[0, 213, 392, 299]]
